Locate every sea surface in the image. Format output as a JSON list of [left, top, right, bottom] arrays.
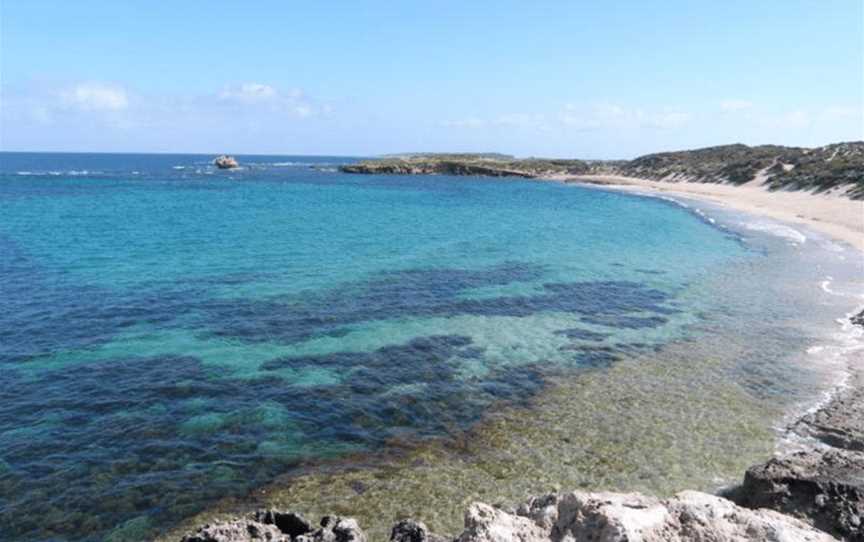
[[0, 153, 861, 541]]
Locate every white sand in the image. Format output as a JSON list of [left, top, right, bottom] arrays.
[[559, 174, 864, 252]]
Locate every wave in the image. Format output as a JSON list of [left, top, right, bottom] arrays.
[[16, 170, 103, 177], [741, 221, 807, 244]]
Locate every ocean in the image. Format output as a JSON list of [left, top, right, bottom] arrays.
[[0, 152, 861, 541]]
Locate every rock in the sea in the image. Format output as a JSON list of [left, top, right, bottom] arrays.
[[456, 491, 836, 542], [739, 448, 864, 541], [181, 511, 365, 542], [214, 155, 240, 169]]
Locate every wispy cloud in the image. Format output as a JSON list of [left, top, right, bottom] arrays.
[[218, 82, 279, 103], [216, 82, 324, 117], [720, 99, 754, 112], [59, 83, 129, 111], [560, 103, 690, 131]]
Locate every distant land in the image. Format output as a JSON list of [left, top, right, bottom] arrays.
[[341, 141, 864, 199]]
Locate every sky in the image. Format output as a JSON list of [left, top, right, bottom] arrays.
[[1, 1, 862, 158]]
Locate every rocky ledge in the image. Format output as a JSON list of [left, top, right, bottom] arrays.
[[180, 313, 864, 541], [181, 490, 836, 542], [731, 363, 864, 541]]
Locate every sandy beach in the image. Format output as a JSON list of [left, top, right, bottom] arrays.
[[562, 174, 864, 252]]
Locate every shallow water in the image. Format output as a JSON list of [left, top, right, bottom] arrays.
[[0, 153, 860, 541]]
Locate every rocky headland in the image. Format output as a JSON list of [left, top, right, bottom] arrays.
[[340, 154, 590, 178], [340, 142, 864, 199], [177, 313, 864, 541]]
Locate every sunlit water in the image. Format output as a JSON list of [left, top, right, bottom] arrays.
[[0, 153, 861, 541]]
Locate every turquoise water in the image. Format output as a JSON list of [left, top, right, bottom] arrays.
[[0, 153, 859, 541]]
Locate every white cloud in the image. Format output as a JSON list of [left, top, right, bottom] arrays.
[[560, 103, 690, 131], [60, 83, 128, 111], [720, 100, 754, 112], [645, 110, 690, 129], [495, 113, 548, 129], [821, 106, 862, 120], [216, 82, 325, 118], [444, 104, 691, 133], [218, 82, 278, 103], [440, 117, 487, 128], [775, 110, 811, 129]]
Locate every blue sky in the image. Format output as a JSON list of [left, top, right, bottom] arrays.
[[1, 1, 861, 157]]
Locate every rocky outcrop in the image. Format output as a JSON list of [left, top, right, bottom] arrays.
[[739, 449, 864, 541], [734, 368, 864, 540], [792, 378, 864, 453], [180, 511, 366, 542], [180, 491, 836, 541], [214, 155, 240, 169], [340, 162, 537, 178], [457, 491, 836, 542]]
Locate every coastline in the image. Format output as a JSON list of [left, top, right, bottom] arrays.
[[169, 173, 864, 542], [560, 172, 864, 444], [556, 174, 864, 253]]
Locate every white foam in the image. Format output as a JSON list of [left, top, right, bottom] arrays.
[[742, 221, 807, 244], [776, 300, 864, 453]]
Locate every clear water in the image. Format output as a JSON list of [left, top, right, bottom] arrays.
[[0, 153, 860, 541]]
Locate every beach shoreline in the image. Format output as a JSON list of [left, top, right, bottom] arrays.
[[554, 173, 864, 253]]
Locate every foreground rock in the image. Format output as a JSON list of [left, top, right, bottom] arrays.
[[461, 491, 835, 541], [181, 511, 365, 542], [739, 449, 864, 541], [180, 490, 836, 541], [734, 366, 864, 540], [214, 155, 240, 169]]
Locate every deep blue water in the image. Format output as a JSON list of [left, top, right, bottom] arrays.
[[0, 152, 853, 541]]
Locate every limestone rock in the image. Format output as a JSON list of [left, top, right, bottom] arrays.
[[456, 502, 548, 542], [451, 491, 836, 542], [180, 518, 288, 542]]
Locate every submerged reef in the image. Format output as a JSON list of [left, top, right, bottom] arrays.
[[175, 312, 864, 541]]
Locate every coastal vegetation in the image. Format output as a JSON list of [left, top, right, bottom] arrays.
[[340, 156, 590, 177], [341, 141, 864, 199]]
